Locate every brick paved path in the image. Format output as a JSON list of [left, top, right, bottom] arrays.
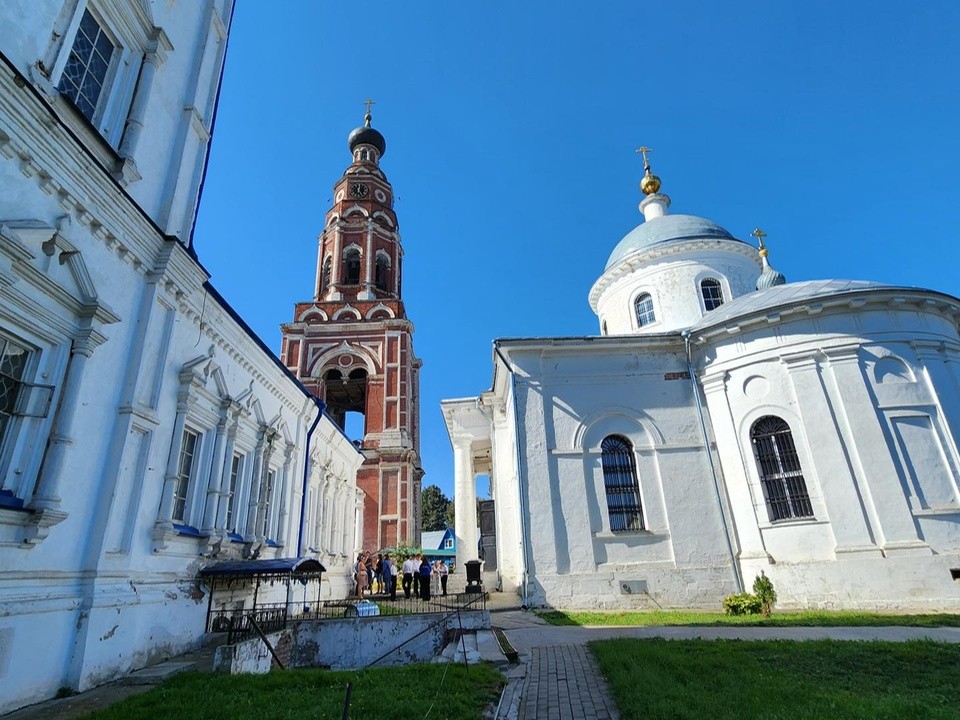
[[518, 645, 620, 720]]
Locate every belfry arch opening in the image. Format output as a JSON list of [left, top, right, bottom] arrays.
[[323, 366, 368, 441]]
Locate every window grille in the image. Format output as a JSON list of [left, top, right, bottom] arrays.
[[172, 429, 199, 522], [750, 416, 814, 521], [0, 337, 29, 444], [635, 293, 656, 327], [700, 278, 724, 311], [58, 9, 115, 122], [601, 435, 644, 532]]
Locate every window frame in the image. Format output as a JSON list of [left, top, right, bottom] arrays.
[[374, 253, 391, 292], [56, 7, 118, 126], [224, 453, 244, 533], [261, 468, 276, 538], [700, 278, 725, 312], [47, 0, 150, 148], [600, 435, 645, 532], [172, 428, 201, 524], [319, 256, 332, 296], [750, 416, 814, 522], [0, 327, 68, 506], [634, 292, 657, 328], [343, 247, 362, 286]]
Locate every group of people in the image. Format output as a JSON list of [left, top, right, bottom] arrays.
[[353, 551, 449, 601]]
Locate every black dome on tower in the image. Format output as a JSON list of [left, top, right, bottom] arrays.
[[347, 112, 386, 157]]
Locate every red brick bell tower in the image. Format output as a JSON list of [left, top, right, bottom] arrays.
[[281, 107, 423, 550]]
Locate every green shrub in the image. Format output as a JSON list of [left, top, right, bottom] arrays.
[[752, 571, 777, 617], [722, 592, 762, 616]]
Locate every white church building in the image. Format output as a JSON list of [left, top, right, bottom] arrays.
[[0, 1, 363, 712], [443, 154, 960, 611]]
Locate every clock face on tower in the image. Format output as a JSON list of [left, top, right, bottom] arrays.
[[349, 183, 368, 199]]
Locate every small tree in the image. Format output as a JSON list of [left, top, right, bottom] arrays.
[[752, 571, 777, 617]]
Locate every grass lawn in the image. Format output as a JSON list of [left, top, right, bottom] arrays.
[[84, 663, 503, 720], [537, 608, 960, 627], [591, 638, 960, 720]]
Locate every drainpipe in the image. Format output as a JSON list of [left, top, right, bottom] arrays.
[[297, 397, 326, 557], [682, 330, 744, 593], [494, 343, 531, 610]]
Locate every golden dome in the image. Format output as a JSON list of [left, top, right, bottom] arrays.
[[640, 171, 661, 195]]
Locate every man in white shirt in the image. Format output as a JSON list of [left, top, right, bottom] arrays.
[[401, 556, 415, 598]]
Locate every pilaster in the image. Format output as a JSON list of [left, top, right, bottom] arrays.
[[781, 351, 881, 557], [820, 346, 931, 555]]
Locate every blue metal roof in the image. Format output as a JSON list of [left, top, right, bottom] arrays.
[[691, 279, 895, 330], [606, 214, 744, 270], [199, 557, 326, 577]]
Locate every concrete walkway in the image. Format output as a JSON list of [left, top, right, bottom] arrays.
[[487, 593, 960, 720]]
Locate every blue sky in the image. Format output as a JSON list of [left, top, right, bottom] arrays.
[[193, 1, 960, 500]]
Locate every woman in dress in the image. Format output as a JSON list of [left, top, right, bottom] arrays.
[[355, 553, 369, 596]]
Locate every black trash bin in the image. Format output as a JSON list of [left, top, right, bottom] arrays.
[[465, 559, 483, 593]]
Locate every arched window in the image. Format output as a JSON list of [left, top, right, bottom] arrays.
[[700, 278, 724, 311], [344, 248, 361, 285], [634, 293, 656, 327], [750, 416, 814, 521], [375, 254, 390, 291], [319, 256, 331, 295], [601, 435, 644, 532]]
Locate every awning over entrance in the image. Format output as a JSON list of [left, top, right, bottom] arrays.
[[200, 557, 327, 638], [200, 557, 326, 583]]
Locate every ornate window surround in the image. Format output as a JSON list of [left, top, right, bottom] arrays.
[[0, 220, 118, 546]]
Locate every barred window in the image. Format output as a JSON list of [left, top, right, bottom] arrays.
[[635, 293, 656, 327], [750, 416, 814, 521], [0, 336, 30, 448], [172, 429, 200, 522], [601, 435, 644, 532], [58, 9, 115, 122], [700, 278, 724, 311]]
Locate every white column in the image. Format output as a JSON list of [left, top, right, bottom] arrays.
[[453, 437, 478, 571], [243, 432, 268, 540], [214, 415, 240, 530], [315, 229, 326, 298], [354, 492, 364, 552], [200, 408, 230, 532], [276, 443, 295, 546], [118, 43, 166, 164], [330, 224, 342, 299], [359, 218, 375, 299], [29, 334, 94, 511], [700, 372, 770, 561]]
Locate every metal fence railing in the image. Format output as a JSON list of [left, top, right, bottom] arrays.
[[207, 589, 487, 642]]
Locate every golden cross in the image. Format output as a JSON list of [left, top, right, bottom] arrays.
[[636, 146, 653, 169], [751, 227, 768, 249], [363, 98, 376, 115]]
